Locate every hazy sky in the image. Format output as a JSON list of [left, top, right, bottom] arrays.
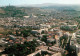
[[0, 0, 80, 6]]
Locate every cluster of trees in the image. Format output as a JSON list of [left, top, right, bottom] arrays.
[[41, 35, 48, 43], [77, 39, 80, 44], [35, 51, 51, 56], [0, 6, 27, 18], [41, 35, 56, 46], [21, 29, 31, 37], [15, 29, 32, 37], [7, 29, 32, 37], [65, 39, 77, 56], [59, 34, 68, 48], [60, 25, 77, 31], [2, 39, 39, 56], [60, 35, 77, 56]]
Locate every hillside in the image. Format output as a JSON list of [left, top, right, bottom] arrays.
[[0, 5, 80, 19], [0, 6, 49, 18], [0, 6, 27, 18], [41, 5, 80, 19]]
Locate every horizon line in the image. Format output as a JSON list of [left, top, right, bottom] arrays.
[[0, 3, 80, 7]]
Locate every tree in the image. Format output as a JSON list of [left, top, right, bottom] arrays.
[[41, 35, 47, 43], [59, 35, 68, 48], [16, 30, 20, 36], [21, 29, 31, 37], [3, 40, 39, 56]]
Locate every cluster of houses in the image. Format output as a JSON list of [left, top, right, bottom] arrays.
[[0, 16, 79, 56]]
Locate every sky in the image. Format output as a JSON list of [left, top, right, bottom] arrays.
[[0, 0, 80, 6]]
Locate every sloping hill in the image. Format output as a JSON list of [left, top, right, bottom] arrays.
[[0, 6, 27, 17], [0, 6, 49, 18]]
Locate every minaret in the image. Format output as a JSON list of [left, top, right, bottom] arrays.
[[9, 3, 10, 7]]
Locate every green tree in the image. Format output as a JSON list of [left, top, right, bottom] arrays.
[[41, 35, 47, 43], [3, 40, 39, 56], [21, 29, 31, 37]]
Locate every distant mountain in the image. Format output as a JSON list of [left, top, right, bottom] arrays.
[[17, 3, 80, 11], [17, 3, 71, 7], [27, 3, 63, 7]]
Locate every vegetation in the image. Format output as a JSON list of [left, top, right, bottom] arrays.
[[2, 39, 39, 56], [35, 51, 51, 56], [15, 29, 32, 37], [77, 39, 80, 44], [0, 5, 80, 19], [60, 25, 77, 31], [59, 34, 68, 48], [0, 6, 27, 18], [21, 29, 31, 37], [41, 35, 48, 43]]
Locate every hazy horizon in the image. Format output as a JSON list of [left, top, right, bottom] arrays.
[[0, 0, 80, 6]]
